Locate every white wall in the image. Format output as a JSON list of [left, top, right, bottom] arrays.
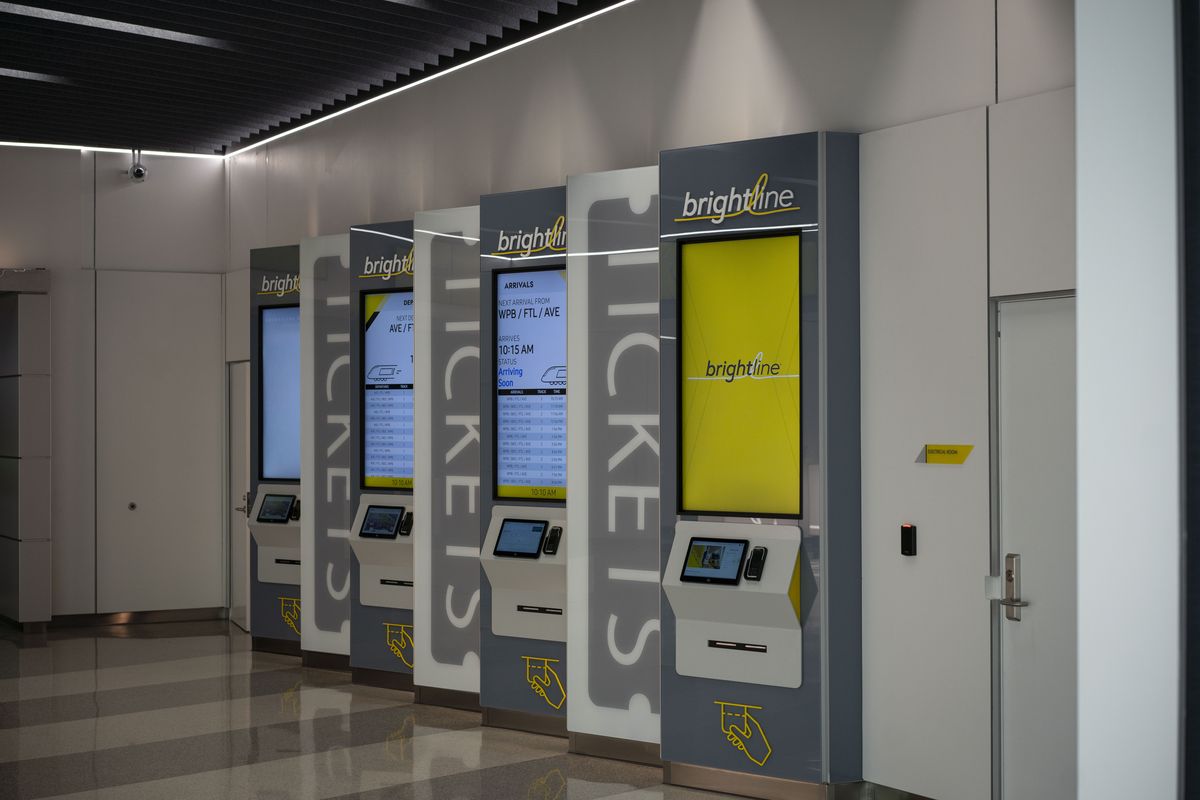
[[860, 107, 992, 800], [1076, 1, 1180, 797], [0, 147, 227, 616]]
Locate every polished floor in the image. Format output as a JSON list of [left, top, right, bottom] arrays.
[[0, 621, 740, 800]]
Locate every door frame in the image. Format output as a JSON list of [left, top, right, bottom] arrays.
[[226, 359, 251, 631], [988, 289, 1075, 800]]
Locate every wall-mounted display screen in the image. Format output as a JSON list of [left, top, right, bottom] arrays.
[[679, 235, 801, 517], [495, 268, 567, 501], [360, 505, 406, 539], [680, 537, 749, 585], [257, 494, 296, 524], [363, 291, 415, 489], [260, 305, 301, 481], [494, 518, 548, 558]]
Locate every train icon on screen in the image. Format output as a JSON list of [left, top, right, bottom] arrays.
[[540, 366, 566, 386], [368, 364, 402, 382]]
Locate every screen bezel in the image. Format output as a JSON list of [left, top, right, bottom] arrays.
[[493, 517, 550, 559], [257, 493, 296, 524], [359, 288, 415, 492], [675, 232, 803, 520], [491, 265, 568, 504], [258, 304, 301, 483], [678, 536, 751, 585], [359, 504, 407, 539]]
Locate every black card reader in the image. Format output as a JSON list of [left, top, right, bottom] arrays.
[[543, 526, 562, 555], [400, 511, 414, 536], [744, 546, 768, 581]]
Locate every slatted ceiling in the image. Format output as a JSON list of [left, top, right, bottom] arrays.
[[0, 0, 622, 155]]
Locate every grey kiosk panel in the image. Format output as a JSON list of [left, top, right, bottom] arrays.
[[658, 133, 861, 792], [479, 186, 570, 728], [249, 245, 303, 649], [348, 220, 417, 680]]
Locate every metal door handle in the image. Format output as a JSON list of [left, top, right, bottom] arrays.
[[1001, 552, 1027, 621]]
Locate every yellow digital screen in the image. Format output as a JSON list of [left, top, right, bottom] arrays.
[[680, 235, 801, 517]]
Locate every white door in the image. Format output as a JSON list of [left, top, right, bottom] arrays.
[[995, 295, 1076, 800], [228, 361, 251, 631], [96, 270, 224, 613]]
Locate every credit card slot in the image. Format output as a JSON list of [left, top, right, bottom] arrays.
[[707, 640, 768, 653], [380, 579, 414, 587], [275, 558, 301, 565], [517, 605, 563, 615]]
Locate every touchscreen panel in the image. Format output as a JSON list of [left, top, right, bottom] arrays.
[[360, 505, 405, 539], [260, 306, 301, 481], [495, 268, 567, 501], [680, 236, 801, 516], [362, 291, 415, 489], [680, 537, 749, 585], [257, 494, 295, 524], [494, 519, 549, 558]]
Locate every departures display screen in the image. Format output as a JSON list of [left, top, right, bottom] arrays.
[[363, 291, 415, 489], [679, 235, 802, 517], [260, 305, 301, 481], [495, 268, 567, 501]]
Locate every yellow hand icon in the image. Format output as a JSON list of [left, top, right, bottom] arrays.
[[523, 657, 566, 710], [716, 702, 773, 767]]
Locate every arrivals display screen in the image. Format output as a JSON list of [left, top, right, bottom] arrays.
[[362, 290, 415, 489], [679, 235, 802, 517], [494, 519, 549, 558], [257, 494, 296, 524], [260, 305, 301, 481], [680, 537, 749, 585], [360, 505, 406, 539], [494, 268, 567, 501]]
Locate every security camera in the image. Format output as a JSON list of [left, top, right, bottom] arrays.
[[127, 149, 148, 182]]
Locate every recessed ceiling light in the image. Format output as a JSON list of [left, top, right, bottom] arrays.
[[0, 66, 70, 84]]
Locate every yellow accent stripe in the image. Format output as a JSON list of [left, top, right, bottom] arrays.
[[924, 444, 974, 465], [497, 484, 566, 501]]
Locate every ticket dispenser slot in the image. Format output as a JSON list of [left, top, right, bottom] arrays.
[[248, 485, 302, 585], [662, 521, 803, 688], [348, 494, 416, 609], [480, 506, 568, 641]]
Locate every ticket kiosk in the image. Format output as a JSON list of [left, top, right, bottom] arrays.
[[347, 221, 418, 689], [249, 245, 303, 655], [479, 187, 570, 734], [658, 134, 863, 797]]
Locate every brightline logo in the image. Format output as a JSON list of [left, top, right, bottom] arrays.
[[257, 274, 300, 297], [359, 247, 414, 280], [676, 172, 799, 225], [690, 352, 796, 383], [492, 215, 566, 257]]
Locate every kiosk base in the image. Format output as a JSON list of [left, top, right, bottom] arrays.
[[414, 686, 481, 712], [664, 763, 890, 800], [353, 667, 414, 692], [252, 636, 301, 657], [302, 650, 350, 671], [482, 707, 568, 739], [569, 732, 660, 766]]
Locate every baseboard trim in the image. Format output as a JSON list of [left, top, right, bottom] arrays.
[[414, 685, 481, 712], [302, 650, 351, 671], [569, 732, 661, 766], [252, 636, 302, 657], [482, 706, 568, 738], [664, 761, 832, 800], [352, 667, 414, 692], [48, 607, 226, 629]]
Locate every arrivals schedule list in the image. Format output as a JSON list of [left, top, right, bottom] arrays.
[[495, 269, 567, 499], [364, 292, 415, 488]]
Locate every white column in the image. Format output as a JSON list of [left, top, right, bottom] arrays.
[[1076, 2, 1180, 798]]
